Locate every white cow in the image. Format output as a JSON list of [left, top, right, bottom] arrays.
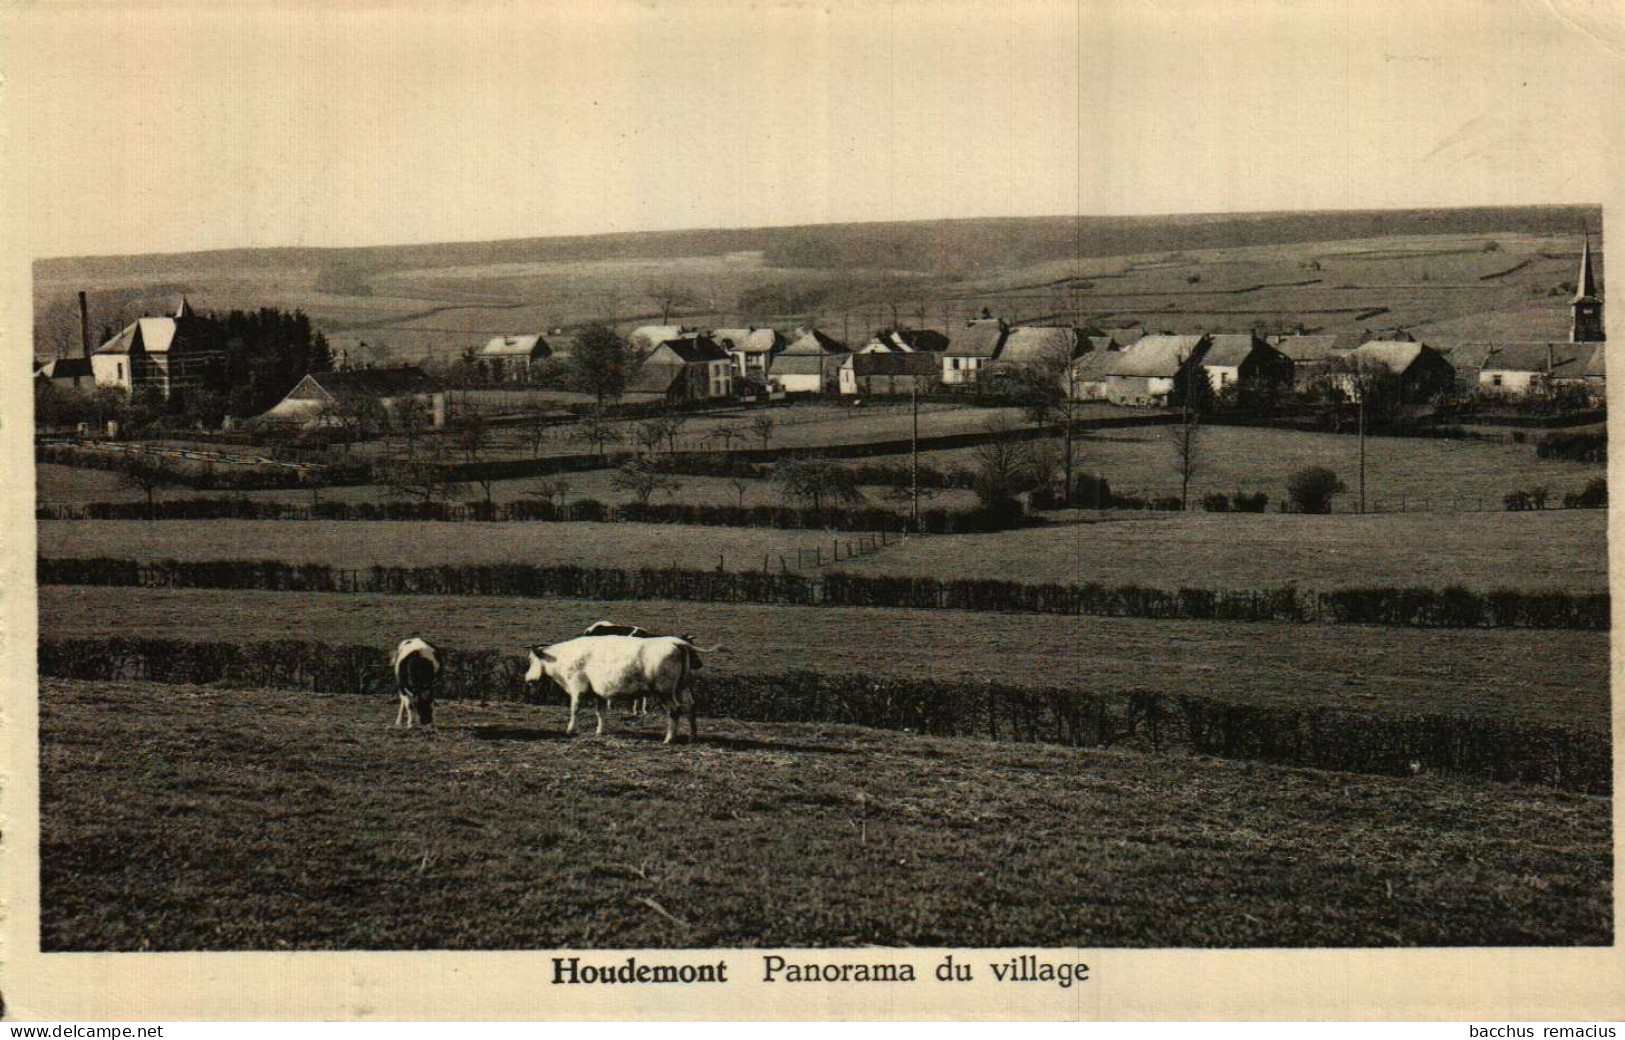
[[393, 636, 442, 728], [524, 634, 720, 744], [581, 621, 653, 714]]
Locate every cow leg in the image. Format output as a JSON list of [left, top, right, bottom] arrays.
[[686, 691, 698, 742], [566, 693, 579, 735], [396, 692, 408, 727], [594, 695, 608, 736], [664, 704, 678, 745]]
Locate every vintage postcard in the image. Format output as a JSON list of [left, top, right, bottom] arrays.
[[2, 0, 1622, 1022]]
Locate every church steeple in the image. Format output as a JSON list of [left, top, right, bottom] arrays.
[[1571, 232, 1604, 343]]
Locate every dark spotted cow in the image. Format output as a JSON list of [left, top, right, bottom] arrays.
[[393, 636, 442, 728]]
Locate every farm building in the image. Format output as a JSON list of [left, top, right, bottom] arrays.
[[624, 336, 734, 403], [942, 317, 1009, 385], [629, 325, 700, 353], [1066, 344, 1120, 400], [770, 328, 849, 393], [90, 298, 222, 401], [1335, 341, 1456, 402], [258, 366, 442, 428], [1101, 334, 1208, 406], [34, 356, 94, 392], [1269, 333, 1357, 391], [476, 335, 554, 382], [1197, 334, 1294, 396], [1471, 342, 1601, 398], [862, 328, 951, 354], [1571, 233, 1605, 343], [713, 327, 785, 379], [838, 352, 940, 396], [996, 326, 1085, 368], [1582, 343, 1607, 398]]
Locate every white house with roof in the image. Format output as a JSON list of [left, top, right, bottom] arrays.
[[769, 328, 849, 393], [90, 298, 221, 401], [477, 335, 553, 382], [942, 318, 1008, 385]]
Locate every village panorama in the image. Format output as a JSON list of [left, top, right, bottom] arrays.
[[33, 205, 1609, 951]]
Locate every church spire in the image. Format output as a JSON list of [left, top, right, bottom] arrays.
[[1570, 231, 1605, 343]]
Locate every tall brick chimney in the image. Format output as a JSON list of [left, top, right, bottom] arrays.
[[78, 291, 92, 359]]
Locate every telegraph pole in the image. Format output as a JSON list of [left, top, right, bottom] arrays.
[[910, 385, 920, 532], [1358, 395, 1366, 514]]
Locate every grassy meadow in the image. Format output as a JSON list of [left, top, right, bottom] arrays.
[[40, 678, 1612, 950], [38, 587, 1610, 730]]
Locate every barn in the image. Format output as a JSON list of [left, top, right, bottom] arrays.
[[257, 366, 442, 428], [942, 318, 1008, 386], [1101, 334, 1208, 407], [838, 352, 940, 396], [770, 328, 849, 394], [1340, 340, 1456, 401], [624, 336, 734, 403], [713, 327, 785, 379], [1269, 334, 1358, 391], [1197, 333, 1294, 396]]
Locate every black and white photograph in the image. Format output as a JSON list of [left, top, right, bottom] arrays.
[[4, 0, 1622, 1022]]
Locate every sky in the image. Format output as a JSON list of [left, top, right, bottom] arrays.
[[3, 0, 1621, 259]]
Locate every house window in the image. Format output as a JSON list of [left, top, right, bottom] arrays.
[[1491, 375, 1502, 387], [116, 362, 124, 381]]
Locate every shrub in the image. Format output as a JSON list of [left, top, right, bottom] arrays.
[[1232, 490, 1269, 513], [1286, 467, 1346, 514], [1201, 492, 1230, 513]]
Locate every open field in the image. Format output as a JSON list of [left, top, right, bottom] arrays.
[[895, 424, 1605, 508], [37, 503, 1607, 592], [38, 588, 1610, 730], [40, 678, 1611, 949], [35, 207, 1599, 365], [835, 510, 1609, 592]]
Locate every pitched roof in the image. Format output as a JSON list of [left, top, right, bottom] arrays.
[[1474, 342, 1594, 376], [649, 336, 729, 364], [35, 356, 93, 380], [769, 353, 838, 376], [871, 328, 950, 353], [1575, 235, 1600, 302], [311, 366, 439, 398], [629, 325, 697, 348], [999, 326, 1080, 365], [1103, 327, 1144, 347], [1350, 340, 1433, 374], [479, 334, 549, 358], [1584, 344, 1607, 379], [1070, 349, 1116, 381], [1105, 335, 1206, 378], [713, 328, 784, 354], [1270, 334, 1355, 363], [844, 352, 939, 377], [624, 363, 687, 395], [780, 328, 848, 356], [96, 317, 179, 355], [1200, 334, 1263, 369], [949, 320, 1009, 358]]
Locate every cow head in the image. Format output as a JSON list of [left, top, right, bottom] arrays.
[[523, 645, 555, 685]]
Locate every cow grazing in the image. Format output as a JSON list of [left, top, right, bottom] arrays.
[[393, 636, 442, 728], [524, 634, 721, 744]]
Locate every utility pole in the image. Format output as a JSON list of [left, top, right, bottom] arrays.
[[910, 385, 920, 532], [1358, 394, 1366, 514]]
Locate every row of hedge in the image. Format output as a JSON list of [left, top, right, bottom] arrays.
[[39, 557, 1611, 630], [36, 443, 371, 490], [37, 497, 1023, 534], [38, 636, 1609, 793], [1503, 478, 1607, 512]]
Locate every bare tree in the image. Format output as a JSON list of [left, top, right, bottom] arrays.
[[1165, 404, 1203, 510], [572, 411, 623, 459], [1006, 329, 1084, 498], [632, 418, 672, 455], [382, 443, 468, 503], [662, 415, 688, 453], [711, 425, 743, 454], [523, 402, 551, 457], [750, 412, 776, 450], [611, 457, 680, 504], [970, 414, 1041, 508], [391, 397, 432, 459], [646, 278, 697, 324], [727, 477, 752, 508], [115, 454, 184, 516], [773, 456, 864, 513], [327, 387, 385, 449]]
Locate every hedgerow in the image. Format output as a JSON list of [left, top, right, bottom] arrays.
[[37, 637, 1609, 794]]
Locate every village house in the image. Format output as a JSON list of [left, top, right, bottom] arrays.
[[1267, 333, 1358, 392], [1197, 333, 1295, 396], [623, 336, 734, 403], [258, 366, 442, 428], [34, 356, 94, 392], [1471, 342, 1600, 398], [1066, 344, 1119, 400], [713, 327, 785, 379], [628, 325, 700, 353], [838, 352, 940, 396], [90, 298, 222, 401], [769, 327, 849, 394], [1336, 340, 1456, 402], [861, 328, 951, 354], [942, 317, 1009, 385], [476, 334, 554, 382], [996, 326, 1084, 368], [1100, 334, 1209, 407]]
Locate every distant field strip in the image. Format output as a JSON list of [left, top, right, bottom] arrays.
[[38, 587, 1610, 730]]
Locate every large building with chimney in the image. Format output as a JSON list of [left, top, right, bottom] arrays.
[[90, 298, 222, 401]]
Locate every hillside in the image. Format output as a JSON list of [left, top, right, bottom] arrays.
[[33, 205, 1602, 366]]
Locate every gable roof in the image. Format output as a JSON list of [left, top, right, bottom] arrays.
[[310, 366, 439, 398], [1106, 335, 1206, 378], [999, 326, 1080, 365], [648, 336, 729, 364], [96, 317, 179, 355], [844, 352, 940, 377], [713, 328, 784, 354], [781, 328, 848, 356], [949, 320, 1010, 358], [36, 356, 94, 380], [479, 335, 550, 358], [1350, 340, 1431, 374], [1200, 334, 1264, 369], [624, 363, 687, 395], [1270, 334, 1356, 363], [1475, 342, 1595, 377], [870, 328, 950, 353], [629, 325, 697, 349]]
